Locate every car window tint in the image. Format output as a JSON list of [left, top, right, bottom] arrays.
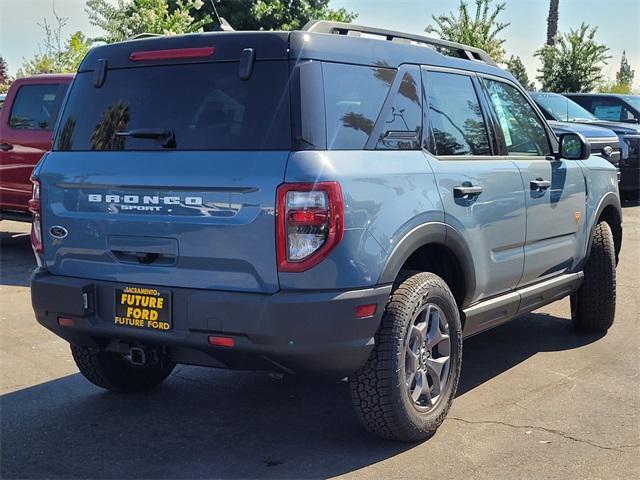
[[55, 62, 291, 151], [323, 62, 393, 149], [375, 66, 422, 150], [424, 71, 490, 156], [484, 79, 551, 156], [9, 84, 63, 130]]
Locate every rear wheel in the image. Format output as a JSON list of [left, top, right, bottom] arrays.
[[349, 272, 462, 442], [71, 345, 175, 393], [571, 221, 616, 333]]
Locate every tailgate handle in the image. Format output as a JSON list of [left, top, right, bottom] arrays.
[[108, 236, 177, 266]]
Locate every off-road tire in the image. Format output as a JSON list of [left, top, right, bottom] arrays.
[[71, 345, 175, 393], [349, 271, 462, 442], [571, 221, 616, 332]]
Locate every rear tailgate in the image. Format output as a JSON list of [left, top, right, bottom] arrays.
[[37, 33, 291, 294]]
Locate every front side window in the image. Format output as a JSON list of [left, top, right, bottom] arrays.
[[484, 80, 551, 156], [424, 71, 490, 156], [323, 62, 393, 149], [9, 83, 65, 130]]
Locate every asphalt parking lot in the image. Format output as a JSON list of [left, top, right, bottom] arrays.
[[1, 203, 638, 479]]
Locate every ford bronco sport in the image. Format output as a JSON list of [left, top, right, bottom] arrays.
[[30, 21, 622, 442]]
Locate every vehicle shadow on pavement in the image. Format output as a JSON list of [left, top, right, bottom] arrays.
[[0, 227, 34, 287], [458, 313, 603, 396], [0, 313, 603, 479]]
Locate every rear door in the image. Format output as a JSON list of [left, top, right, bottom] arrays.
[[38, 56, 291, 294], [0, 80, 68, 212], [480, 77, 586, 285], [422, 68, 526, 302]]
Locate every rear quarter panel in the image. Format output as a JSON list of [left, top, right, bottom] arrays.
[[281, 150, 443, 290]]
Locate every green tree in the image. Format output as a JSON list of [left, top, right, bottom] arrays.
[[535, 23, 610, 93], [425, 0, 510, 63], [615, 50, 634, 87], [0, 56, 11, 93], [546, 0, 559, 45], [86, 0, 211, 43], [16, 8, 92, 76], [172, 0, 356, 31], [505, 55, 535, 90]]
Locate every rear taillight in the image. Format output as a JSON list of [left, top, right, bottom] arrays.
[[28, 177, 43, 253], [276, 182, 344, 272]]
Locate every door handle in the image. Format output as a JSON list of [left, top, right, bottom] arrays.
[[453, 184, 483, 198], [0, 143, 13, 151], [530, 178, 551, 191]]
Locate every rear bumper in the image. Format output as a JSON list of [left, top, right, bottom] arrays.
[[31, 269, 391, 378]]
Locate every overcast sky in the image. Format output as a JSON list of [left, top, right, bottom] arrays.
[[1, 0, 639, 88]]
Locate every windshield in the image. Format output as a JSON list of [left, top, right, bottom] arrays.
[[532, 93, 597, 122], [54, 61, 291, 151], [624, 96, 640, 110]]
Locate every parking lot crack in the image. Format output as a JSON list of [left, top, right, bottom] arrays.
[[447, 416, 638, 452]]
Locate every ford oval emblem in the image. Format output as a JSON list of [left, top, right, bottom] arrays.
[[49, 225, 68, 239]]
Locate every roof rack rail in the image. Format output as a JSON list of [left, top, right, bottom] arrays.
[[302, 20, 498, 67]]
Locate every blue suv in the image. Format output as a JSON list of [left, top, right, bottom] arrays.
[[30, 21, 622, 441]]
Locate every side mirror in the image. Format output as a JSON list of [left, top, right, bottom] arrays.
[[558, 132, 591, 160]]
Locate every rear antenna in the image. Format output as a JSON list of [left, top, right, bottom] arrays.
[[208, 0, 234, 31], [209, 0, 223, 27]]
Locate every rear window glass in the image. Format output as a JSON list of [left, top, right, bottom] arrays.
[[9, 83, 66, 130], [54, 61, 291, 151], [323, 62, 393, 149]]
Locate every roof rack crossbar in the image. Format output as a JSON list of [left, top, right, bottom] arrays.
[[302, 20, 497, 67]]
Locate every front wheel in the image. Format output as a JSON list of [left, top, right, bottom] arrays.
[[349, 272, 463, 442], [571, 221, 616, 333]]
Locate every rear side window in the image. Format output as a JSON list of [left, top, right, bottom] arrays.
[[424, 71, 490, 156], [484, 79, 551, 156], [323, 62, 393, 149], [55, 61, 291, 151], [591, 98, 636, 122], [375, 66, 423, 150], [9, 83, 66, 130]]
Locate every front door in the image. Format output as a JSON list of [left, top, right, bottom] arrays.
[[481, 78, 586, 286]]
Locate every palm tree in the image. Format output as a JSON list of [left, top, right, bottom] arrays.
[[547, 0, 559, 45]]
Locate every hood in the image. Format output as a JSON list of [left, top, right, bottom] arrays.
[[548, 121, 618, 140], [573, 119, 640, 135]]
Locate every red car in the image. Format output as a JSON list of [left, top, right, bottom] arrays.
[[0, 74, 73, 221]]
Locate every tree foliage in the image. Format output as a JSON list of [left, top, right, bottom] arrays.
[[546, 0, 559, 45], [16, 8, 92, 77], [86, 0, 211, 43], [425, 0, 510, 63], [535, 23, 610, 93], [615, 50, 634, 87], [505, 55, 535, 90], [0, 57, 10, 93], [171, 0, 357, 31]]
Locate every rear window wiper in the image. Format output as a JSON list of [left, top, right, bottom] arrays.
[[115, 128, 176, 148], [115, 128, 173, 139]]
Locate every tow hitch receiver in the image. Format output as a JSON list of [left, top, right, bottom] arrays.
[[128, 347, 146, 366]]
